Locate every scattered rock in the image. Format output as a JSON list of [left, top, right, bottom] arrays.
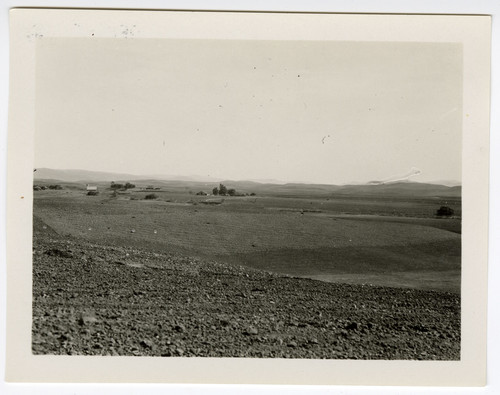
[[78, 313, 97, 326], [140, 339, 154, 349], [244, 327, 259, 336], [176, 348, 184, 356], [174, 324, 186, 333], [44, 248, 73, 258], [32, 231, 461, 360]]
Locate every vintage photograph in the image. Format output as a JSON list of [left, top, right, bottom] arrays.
[[5, 8, 492, 387], [31, 37, 462, 360]]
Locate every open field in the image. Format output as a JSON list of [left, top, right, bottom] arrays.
[[33, 181, 461, 293], [32, 179, 461, 359]]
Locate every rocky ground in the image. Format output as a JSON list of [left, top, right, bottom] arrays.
[[32, 220, 461, 360]]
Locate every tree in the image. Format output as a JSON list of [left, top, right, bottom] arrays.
[[227, 188, 236, 196], [212, 187, 219, 195], [219, 183, 227, 196], [124, 182, 135, 189]]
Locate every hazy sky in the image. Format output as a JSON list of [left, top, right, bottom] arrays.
[[35, 38, 462, 185]]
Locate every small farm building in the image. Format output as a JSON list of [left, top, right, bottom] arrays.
[[86, 184, 98, 195]]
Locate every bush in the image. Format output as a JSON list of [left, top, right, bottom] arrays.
[[436, 206, 454, 217], [144, 193, 158, 200]]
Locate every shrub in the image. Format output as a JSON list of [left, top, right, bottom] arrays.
[[436, 206, 454, 217], [144, 193, 158, 200]]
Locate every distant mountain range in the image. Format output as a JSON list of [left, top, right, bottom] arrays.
[[33, 168, 461, 198], [33, 168, 221, 183]]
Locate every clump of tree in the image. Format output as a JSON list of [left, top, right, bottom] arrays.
[[196, 191, 208, 196], [110, 181, 135, 190], [48, 184, 63, 190], [218, 183, 228, 196], [436, 206, 454, 217], [211, 183, 256, 197], [144, 193, 158, 200]]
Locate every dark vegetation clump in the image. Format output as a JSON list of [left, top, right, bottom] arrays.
[[110, 181, 135, 190], [211, 183, 255, 197], [48, 184, 63, 190], [218, 183, 228, 196], [144, 193, 158, 200], [436, 206, 454, 217]]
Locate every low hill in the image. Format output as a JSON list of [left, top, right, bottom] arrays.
[[219, 180, 461, 198], [34, 168, 145, 183], [34, 168, 461, 198]]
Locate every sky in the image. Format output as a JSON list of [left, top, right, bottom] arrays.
[[35, 38, 462, 185]]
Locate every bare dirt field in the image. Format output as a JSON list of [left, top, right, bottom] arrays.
[[33, 185, 461, 292], [32, 182, 461, 359]]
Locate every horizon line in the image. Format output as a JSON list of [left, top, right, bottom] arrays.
[[33, 167, 462, 188]]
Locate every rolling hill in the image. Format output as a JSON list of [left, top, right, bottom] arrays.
[[34, 168, 461, 198]]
